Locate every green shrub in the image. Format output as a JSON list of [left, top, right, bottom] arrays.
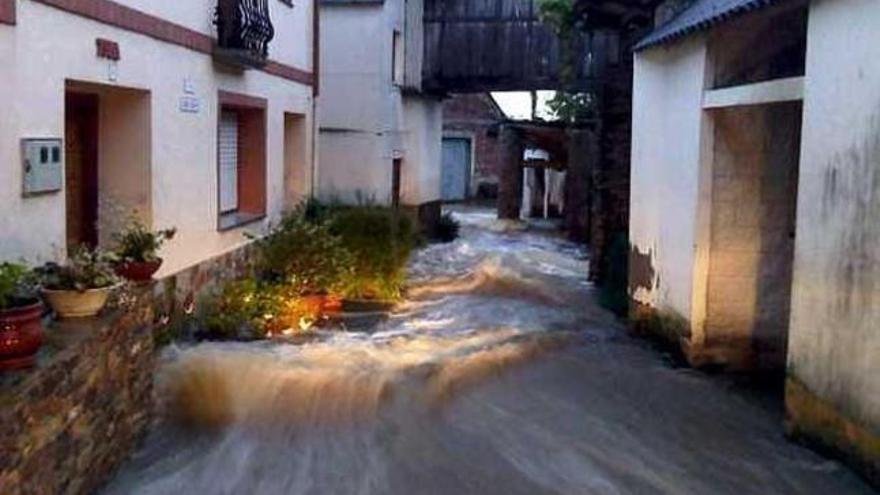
[[434, 212, 461, 243], [328, 206, 416, 300], [200, 280, 282, 340], [0, 262, 38, 309], [200, 279, 336, 340], [253, 212, 353, 296], [297, 196, 338, 226], [197, 200, 420, 342]]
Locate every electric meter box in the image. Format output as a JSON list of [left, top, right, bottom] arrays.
[[22, 138, 63, 196]]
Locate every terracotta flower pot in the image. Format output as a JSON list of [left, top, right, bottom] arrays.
[[42, 284, 119, 319], [116, 259, 163, 283], [295, 294, 343, 321], [322, 295, 343, 315], [0, 301, 44, 371]]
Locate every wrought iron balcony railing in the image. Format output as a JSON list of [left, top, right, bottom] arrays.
[[214, 0, 275, 69]]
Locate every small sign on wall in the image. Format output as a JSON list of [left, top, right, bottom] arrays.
[[179, 96, 201, 113], [179, 77, 200, 113], [22, 138, 63, 196]]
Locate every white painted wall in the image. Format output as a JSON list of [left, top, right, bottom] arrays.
[[402, 96, 443, 205], [629, 36, 709, 325], [317, 3, 387, 202], [788, 0, 880, 429], [0, 1, 315, 275], [317, 0, 441, 206]]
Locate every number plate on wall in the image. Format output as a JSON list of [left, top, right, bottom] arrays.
[[22, 138, 63, 196]]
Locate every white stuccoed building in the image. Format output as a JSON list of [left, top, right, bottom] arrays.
[[629, 0, 880, 484], [0, 0, 318, 276], [317, 0, 444, 227]]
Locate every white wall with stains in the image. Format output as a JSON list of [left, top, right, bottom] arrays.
[[629, 36, 709, 327], [787, 0, 880, 430]]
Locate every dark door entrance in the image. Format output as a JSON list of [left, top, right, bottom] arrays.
[[392, 158, 402, 209], [65, 92, 99, 250]]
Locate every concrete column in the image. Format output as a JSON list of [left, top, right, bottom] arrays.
[[564, 128, 597, 243], [497, 125, 524, 220]]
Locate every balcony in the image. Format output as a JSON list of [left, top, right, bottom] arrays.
[[213, 0, 275, 70]]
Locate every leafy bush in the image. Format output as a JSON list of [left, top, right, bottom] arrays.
[[197, 201, 420, 342], [200, 280, 280, 340], [434, 212, 461, 243], [37, 246, 120, 291], [113, 217, 176, 263], [0, 263, 38, 309], [253, 212, 353, 296], [327, 206, 417, 300], [200, 280, 332, 340], [297, 196, 338, 226]]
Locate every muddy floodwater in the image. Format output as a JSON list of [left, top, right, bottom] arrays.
[[105, 208, 875, 495]]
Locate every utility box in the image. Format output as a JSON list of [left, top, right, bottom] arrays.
[[22, 138, 63, 196]]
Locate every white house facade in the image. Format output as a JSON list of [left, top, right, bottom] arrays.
[[317, 0, 443, 223], [0, 0, 318, 276], [629, 0, 880, 483]]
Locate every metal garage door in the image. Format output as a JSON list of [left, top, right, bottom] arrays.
[[441, 138, 471, 201]]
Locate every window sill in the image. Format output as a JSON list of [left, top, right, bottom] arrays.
[[218, 211, 265, 232]]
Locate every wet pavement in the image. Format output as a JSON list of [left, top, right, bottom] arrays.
[[104, 208, 875, 495]]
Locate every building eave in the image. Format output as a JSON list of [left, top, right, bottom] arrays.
[[634, 0, 788, 51]]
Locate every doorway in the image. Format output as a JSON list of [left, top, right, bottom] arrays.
[[64, 82, 152, 252], [392, 158, 402, 209], [705, 101, 802, 369], [65, 92, 99, 249], [441, 137, 471, 201]]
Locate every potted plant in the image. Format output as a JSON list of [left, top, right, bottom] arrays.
[[0, 262, 44, 370], [38, 247, 122, 319], [113, 218, 176, 283]]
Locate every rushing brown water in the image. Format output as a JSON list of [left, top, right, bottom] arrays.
[[105, 208, 875, 495]]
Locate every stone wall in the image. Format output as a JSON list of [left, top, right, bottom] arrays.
[[0, 295, 157, 495], [0, 243, 257, 495]]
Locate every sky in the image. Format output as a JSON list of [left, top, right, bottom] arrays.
[[490, 91, 558, 121]]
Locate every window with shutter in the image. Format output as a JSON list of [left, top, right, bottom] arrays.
[[218, 110, 239, 214], [216, 91, 267, 231]]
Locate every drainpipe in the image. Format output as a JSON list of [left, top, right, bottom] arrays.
[[310, 0, 320, 199]]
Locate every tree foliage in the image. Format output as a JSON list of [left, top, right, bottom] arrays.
[[538, 0, 594, 124], [546, 91, 596, 124], [537, 0, 579, 37]]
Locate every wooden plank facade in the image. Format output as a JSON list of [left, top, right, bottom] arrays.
[[422, 0, 620, 93]]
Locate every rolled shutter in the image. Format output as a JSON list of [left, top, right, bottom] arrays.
[[218, 111, 239, 213]]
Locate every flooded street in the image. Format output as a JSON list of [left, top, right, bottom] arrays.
[[105, 208, 874, 495]]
